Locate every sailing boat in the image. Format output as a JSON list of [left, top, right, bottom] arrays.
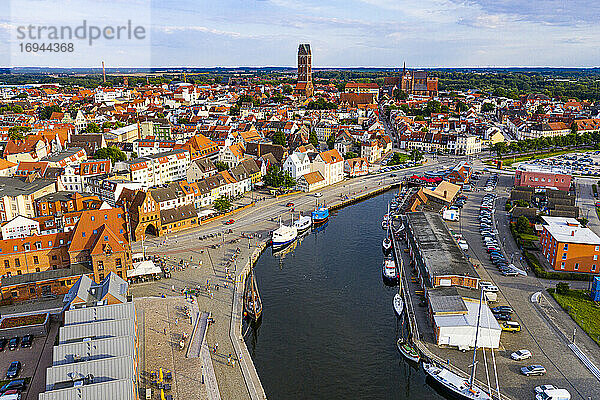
[[393, 246, 404, 316], [423, 289, 492, 400], [243, 265, 262, 321], [382, 202, 393, 255]]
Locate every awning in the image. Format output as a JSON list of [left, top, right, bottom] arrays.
[[127, 260, 162, 278], [198, 209, 217, 217]]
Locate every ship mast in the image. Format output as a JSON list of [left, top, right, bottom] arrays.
[[469, 288, 485, 388]]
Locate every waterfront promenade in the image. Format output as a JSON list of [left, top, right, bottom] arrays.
[[129, 160, 443, 399]]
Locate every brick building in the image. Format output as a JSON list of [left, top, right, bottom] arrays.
[[514, 164, 572, 191]]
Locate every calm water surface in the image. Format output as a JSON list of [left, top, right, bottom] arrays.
[[244, 191, 445, 400]]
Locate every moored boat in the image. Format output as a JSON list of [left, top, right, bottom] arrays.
[[382, 257, 398, 283], [293, 214, 312, 232], [397, 339, 420, 363], [312, 206, 329, 225], [393, 293, 404, 316], [382, 236, 392, 255], [272, 218, 298, 249], [423, 363, 491, 400]]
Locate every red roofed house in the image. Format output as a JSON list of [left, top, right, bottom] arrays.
[[312, 149, 344, 186], [344, 157, 369, 177]]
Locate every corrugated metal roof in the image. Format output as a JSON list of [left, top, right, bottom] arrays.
[[52, 335, 136, 366], [59, 318, 135, 344], [39, 378, 136, 400], [46, 355, 135, 390], [64, 302, 135, 326]]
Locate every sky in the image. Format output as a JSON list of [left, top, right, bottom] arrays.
[[1, 0, 600, 68]]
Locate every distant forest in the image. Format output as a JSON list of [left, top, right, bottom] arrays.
[[3, 68, 600, 102]]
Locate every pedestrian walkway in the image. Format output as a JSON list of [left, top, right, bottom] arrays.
[[187, 310, 208, 358]]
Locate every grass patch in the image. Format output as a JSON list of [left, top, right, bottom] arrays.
[[499, 149, 595, 167], [518, 233, 539, 242], [550, 289, 600, 346], [387, 152, 411, 166]]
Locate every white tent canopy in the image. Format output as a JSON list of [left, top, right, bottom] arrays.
[[127, 261, 162, 278]]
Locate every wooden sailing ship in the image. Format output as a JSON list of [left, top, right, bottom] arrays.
[[243, 266, 262, 321]]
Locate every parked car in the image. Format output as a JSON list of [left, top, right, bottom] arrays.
[[521, 365, 546, 376], [502, 321, 521, 333], [0, 389, 21, 400], [7, 338, 18, 351], [20, 335, 32, 348], [494, 313, 511, 321], [511, 349, 532, 360], [502, 269, 519, 277], [0, 339, 7, 352], [224, 219, 235, 225], [314, 192, 323, 197], [286, 202, 294, 207], [5, 361, 20, 379], [492, 306, 513, 314], [535, 388, 571, 400], [0, 379, 25, 393], [535, 385, 556, 394]]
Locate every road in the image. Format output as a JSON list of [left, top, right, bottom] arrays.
[[454, 171, 600, 400]]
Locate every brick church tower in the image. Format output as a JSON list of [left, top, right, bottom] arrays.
[[294, 43, 314, 98]]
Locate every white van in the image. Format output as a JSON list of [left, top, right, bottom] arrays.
[[535, 388, 571, 400]]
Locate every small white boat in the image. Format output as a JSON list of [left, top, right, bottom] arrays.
[[423, 363, 491, 400], [382, 236, 392, 254], [382, 257, 398, 282], [393, 293, 404, 316], [381, 213, 390, 230], [293, 214, 312, 232]]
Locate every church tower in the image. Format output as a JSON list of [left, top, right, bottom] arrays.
[[294, 44, 314, 97]]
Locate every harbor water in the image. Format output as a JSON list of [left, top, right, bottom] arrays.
[[244, 190, 445, 399]]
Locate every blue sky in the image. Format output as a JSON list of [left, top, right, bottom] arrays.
[[2, 0, 600, 68]]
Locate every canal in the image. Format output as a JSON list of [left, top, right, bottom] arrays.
[[244, 190, 445, 399]]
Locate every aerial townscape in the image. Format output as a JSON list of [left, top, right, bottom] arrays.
[[1, 2, 600, 400]]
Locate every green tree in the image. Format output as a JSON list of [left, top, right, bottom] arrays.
[[93, 146, 127, 164], [326, 134, 336, 150], [8, 126, 31, 140], [40, 105, 61, 120], [282, 84, 293, 95], [82, 122, 101, 133], [229, 105, 240, 116], [570, 121, 578, 135], [455, 100, 468, 113], [410, 149, 423, 162], [344, 151, 358, 159], [482, 103, 495, 112], [491, 142, 508, 158], [534, 104, 545, 115], [556, 282, 570, 295], [213, 196, 231, 213], [393, 88, 408, 101], [272, 131, 287, 147], [214, 161, 229, 172], [309, 131, 319, 148], [515, 215, 531, 234], [263, 165, 296, 188]]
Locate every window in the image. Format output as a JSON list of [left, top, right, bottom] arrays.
[[562, 253, 567, 260], [66, 280, 71, 285], [564, 244, 568, 251], [93, 229, 98, 234], [82, 232, 86, 237], [574, 263, 579, 271], [48, 241, 52, 246], [595, 255, 598, 261], [11, 291, 17, 298], [14, 259, 20, 267], [29, 288, 36, 294], [33, 256, 39, 264], [596, 246, 599, 252], [35, 242, 41, 250], [560, 262, 565, 269], [4, 260, 9, 268], [97, 260, 104, 270], [104, 214, 108, 220], [99, 273, 104, 281], [91, 216, 95, 221], [116, 258, 122, 268], [104, 236, 109, 241], [13, 246, 17, 251], [16, 270, 21, 275], [593, 265, 597, 272], [60, 281, 66, 286]]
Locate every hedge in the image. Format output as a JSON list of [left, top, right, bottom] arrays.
[[523, 250, 590, 281]]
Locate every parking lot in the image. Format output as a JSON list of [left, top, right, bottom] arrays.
[[446, 170, 600, 400], [518, 150, 600, 176], [0, 322, 58, 400]]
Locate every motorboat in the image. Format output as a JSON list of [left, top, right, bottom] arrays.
[[382, 257, 398, 283], [293, 214, 312, 232], [381, 213, 390, 230], [382, 236, 392, 255], [393, 293, 404, 316], [271, 217, 298, 249], [397, 339, 420, 363], [423, 363, 491, 400], [312, 206, 329, 225]]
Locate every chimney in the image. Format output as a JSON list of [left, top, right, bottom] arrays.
[[571, 231, 575, 236], [444, 190, 447, 198]]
